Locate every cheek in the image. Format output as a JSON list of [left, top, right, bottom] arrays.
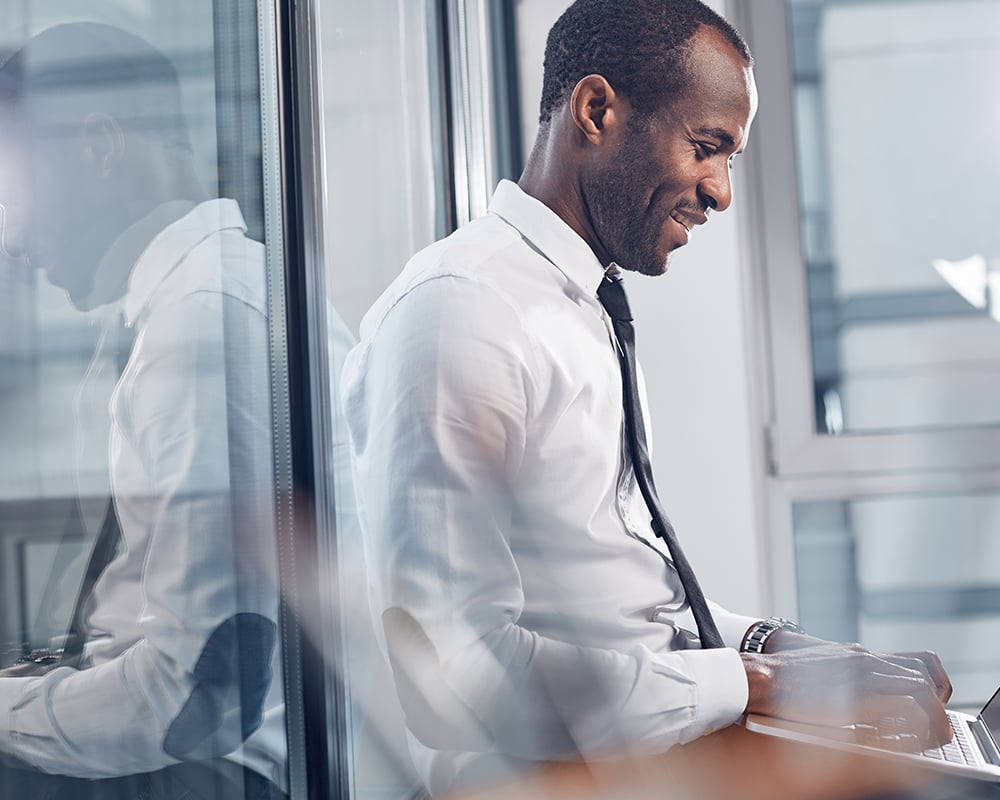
[[647, 188, 677, 230], [652, 198, 691, 254], [33, 174, 91, 240], [655, 215, 680, 253]]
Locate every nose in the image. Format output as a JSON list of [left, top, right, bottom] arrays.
[[697, 160, 734, 214]]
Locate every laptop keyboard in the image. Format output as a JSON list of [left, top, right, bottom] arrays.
[[856, 713, 976, 765]]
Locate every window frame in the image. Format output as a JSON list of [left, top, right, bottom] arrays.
[[260, 0, 345, 797], [727, 0, 1000, 637], [731, 0, 1000, 481]]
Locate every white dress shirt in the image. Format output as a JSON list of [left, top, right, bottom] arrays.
[[342, 180, 756, 795], [0, 199, 285, 787]]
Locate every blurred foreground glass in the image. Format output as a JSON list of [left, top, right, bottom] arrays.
[[788, 0, 1000, 435]]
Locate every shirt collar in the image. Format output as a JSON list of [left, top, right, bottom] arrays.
[[82, 200, 196, 312], [488, 179, 607, 300], [122, 198, 247, 326]]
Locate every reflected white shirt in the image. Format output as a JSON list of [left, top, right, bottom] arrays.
[[0, 199, 285, 785], [342, 180, 755, 795]]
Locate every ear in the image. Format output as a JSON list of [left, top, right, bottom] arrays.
[[80, 112, 125, 176], [569, 74, 622, 144]]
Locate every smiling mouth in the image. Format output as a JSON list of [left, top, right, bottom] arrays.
[[670, 210, 694, 232], [670, 208, 708, 233]]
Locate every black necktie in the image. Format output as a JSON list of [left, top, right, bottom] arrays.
[[61, 314, 133, 667], [597, 267, 725, 649]]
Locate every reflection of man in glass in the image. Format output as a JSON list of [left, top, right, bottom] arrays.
[[0, 23, 285, 799]]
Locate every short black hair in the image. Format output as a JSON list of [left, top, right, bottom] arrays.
[[0, 22, 192, 153], [539, 0, 752, 125]]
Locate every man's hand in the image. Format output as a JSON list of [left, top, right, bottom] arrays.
[[741, 641, 953, 749], [763, 629, 953, 704], [0, 657, 62, 678], [891, 651, 952, 704]]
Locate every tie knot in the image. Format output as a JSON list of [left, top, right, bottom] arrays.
[[597, 273, 633, 323]]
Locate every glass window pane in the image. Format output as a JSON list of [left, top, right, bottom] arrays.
[[788, 0, 1000, 435], [322, 1, 448, 336], [317, 2, 448, 798], [0, 8, 287, 798], [794, 494, 1000, 709]]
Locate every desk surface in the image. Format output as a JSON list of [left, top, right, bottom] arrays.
[[450, 724, 992, 800]]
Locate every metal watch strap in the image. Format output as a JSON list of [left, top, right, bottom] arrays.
[[741, 617, 805, 654]]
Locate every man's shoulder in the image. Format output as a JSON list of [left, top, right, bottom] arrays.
[[360, 212, 530, 333], [154, 228, 267, 318], [410, 211, 524, 284], [130, 229, 267, 365]]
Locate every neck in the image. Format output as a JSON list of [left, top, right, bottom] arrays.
[[518, 126, 614, 269]]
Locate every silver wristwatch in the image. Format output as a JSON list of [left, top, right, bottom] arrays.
[[740, 617, 805, 654]]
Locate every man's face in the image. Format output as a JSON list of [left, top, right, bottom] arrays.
[[582, 28, 758, 276], [0, 115, 117, 306]]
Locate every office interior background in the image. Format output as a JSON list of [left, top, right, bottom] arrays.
[[0, 0, 998, 797]]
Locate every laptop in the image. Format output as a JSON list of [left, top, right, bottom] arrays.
[[743, 685, 1000, 782]]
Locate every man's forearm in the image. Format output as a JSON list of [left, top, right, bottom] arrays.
[[0, 643, 208, 778], [389, 616, 750, 760]]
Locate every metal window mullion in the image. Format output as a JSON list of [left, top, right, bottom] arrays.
[[445, 0, 497, 225], [283, 0, 354, 797], [257, 0, 309, 797]]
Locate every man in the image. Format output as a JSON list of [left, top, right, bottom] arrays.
[[341, 1, 954, 796], [0, 23, 285, 798]]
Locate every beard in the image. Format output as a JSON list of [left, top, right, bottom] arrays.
[[582, 121, 673, 277]]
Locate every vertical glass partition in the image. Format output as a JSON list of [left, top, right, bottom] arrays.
[[311, 1, 522, 797], [315, 3, 449, 798], [320, 1, 449, 336], [0, 3, 293, 797]]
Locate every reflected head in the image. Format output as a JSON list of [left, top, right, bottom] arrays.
[[0, 22, 191, 153], [539, 0, 752, 126], [0, 23, 194, 305]]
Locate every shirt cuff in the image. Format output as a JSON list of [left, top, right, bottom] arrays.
[[712, 611, 762, 651], [0, 675, 36, 759], [673, 646, 749, 743]]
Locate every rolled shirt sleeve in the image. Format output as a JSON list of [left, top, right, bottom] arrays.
[[1, 649, 192, 777]]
